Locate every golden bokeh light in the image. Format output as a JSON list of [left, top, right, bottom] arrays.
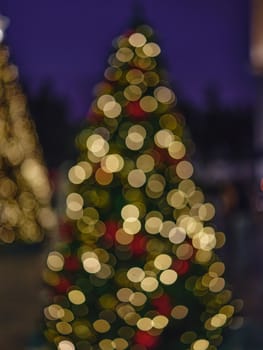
[[68, 290, 86, 305], [192, 339, 209, 350], [210, 313, 227, 328], [168, 141, 186, 159], [127, 267, 145, 283], [171, 305, 189, 320], [160, 269, 178, 285], [93, 319, 111, 333], [154, 129, 174, 148], [82, 254, 101, 274], [145, 214, 163, 234], [126, 69, 144, 84], [136, 154, 154, 172], [124, 85, 142, 101], [142, 42, 161, 57], [58, 340, 75, 350], [97, 94, 115, 110], [168, 226, 186, 244], [128, 169, 146, 188], [125, 124, 146, 151], [101, 154, 124, 173], [152, 315, 169, 329], [47, 251, 64, 272], [121, 204, 140, 220], [123, 218, 141, 235], [198, 203, 215, 221], [176, 160, 194, 179], [154, 254, 172, 270], [154, 86, 176, 104], [103, 100, 122, 118], [129, 292, 147, 307], [116, 47, 134, 62], [129, 33, 147, 47], [137, 317, 152, 331], [140, 277, 159, 292], [66, 193, 84, 212], [139, 96, 158, 112], [209, 277, 225, 293]]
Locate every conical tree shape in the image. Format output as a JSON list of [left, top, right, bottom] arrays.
[[0, 43, 55, 244], [43, 24, 240, 350]]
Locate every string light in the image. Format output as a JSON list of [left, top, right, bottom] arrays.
[[0, 32, 56, 244], [44, 22, 241, 350]]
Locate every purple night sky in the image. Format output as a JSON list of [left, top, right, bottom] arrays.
[[2, 0, 256, 119]]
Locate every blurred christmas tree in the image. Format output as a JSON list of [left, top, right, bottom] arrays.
[[43, 22, 242, 350], [0, 15, 55, 245]]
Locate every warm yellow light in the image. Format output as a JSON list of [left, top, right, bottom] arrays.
[[139, 96, 158, 112], [143, 42, 161, 57], [160, 269, 178, 285], [137, 317, 153, 331], [68, 290, 86, 305], [58, 340, 75, 350], [152, 315, 169, 329], [154, 254, 172, 270], [171, 305, 189, 320], [154, 129, 174, 148], [127, 267, 145, 282], [140, 277, 159, 292], [192, 339, 209, 350], [129, 33, 147, 47]]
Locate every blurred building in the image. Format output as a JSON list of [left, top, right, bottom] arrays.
[[251, 0, 263, 182]]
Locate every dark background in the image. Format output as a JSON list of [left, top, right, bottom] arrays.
[[1, 1, 263, 349]]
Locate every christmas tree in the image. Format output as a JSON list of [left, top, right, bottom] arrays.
[[43, 23, 241, 350], [0, 16, 55, 245]]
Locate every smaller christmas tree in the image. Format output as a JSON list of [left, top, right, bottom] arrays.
[[43, 20, 242, 350], [0, 15, 56, 245]]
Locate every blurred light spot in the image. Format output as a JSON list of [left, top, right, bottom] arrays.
[[154, 129, 174, 148], [154, 86, 175, 104], [176, 161, 193, 179], [101, 154, 124, 173], [129, 292, 147, 306], [116, 47, 134, 62], [121, 204, 140, 220], [128, 169, 146, 188], [140, 277, 158, 292], [95, 167, 113, 185], [137, 317, 152, 331], [129, 33, 147, 47], [124, 85, 142, 101], [136, 154, 154, 172], [169, 227, 186, 244], [168, 141, 186, 159], [117, 288, 133, 302], [127, 267, 145, 282], [171, 305, 189, 319], [103, 100, 122, 118], [192, 339, 209, 350], [126, 69, 144, 84], [58, 340, 75, 350], [139, 96, 158, 112], [211, 313, 227, 328], [160, 269, 178, 285], [68, 290, 86, 305], [47, 251, 64, 271], [66, 193, 84, 212], [93, 319, 111, 333], [152, 315, 168, 329], [143, 42, 161, 57], [154, 254, 172, 270], [123, 218, 141, 235]]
